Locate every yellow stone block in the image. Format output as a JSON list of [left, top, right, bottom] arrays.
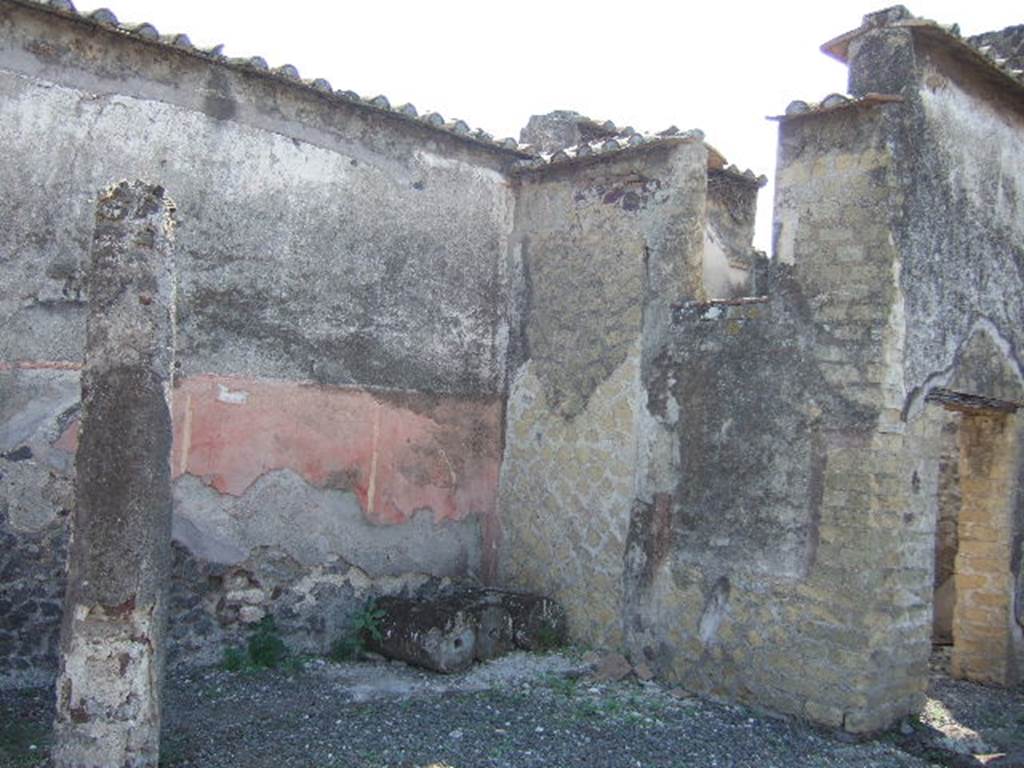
[[953, 573, 991, 590], [804, 700, 845, 728], [967, 591, 1010, 609]]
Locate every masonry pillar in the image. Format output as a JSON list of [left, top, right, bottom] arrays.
[[53, 181, 176, 768], [952, 410, 1021, 686]]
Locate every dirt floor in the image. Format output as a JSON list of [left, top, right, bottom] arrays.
[[1, 648, 1021, 768]]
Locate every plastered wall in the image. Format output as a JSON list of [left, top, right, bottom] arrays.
[[499, 142, 707, 648], [0, 0, 514, 685]]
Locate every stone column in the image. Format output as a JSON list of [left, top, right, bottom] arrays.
[[53, 181, 176, 768]]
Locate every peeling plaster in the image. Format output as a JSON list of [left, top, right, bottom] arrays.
[[172, 470, 482, 577], [170, 375, 501, 527]]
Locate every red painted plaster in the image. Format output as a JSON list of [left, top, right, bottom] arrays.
[[53, 420, 78, 454], [171, 375, 501, 522], [0, 360, 83, 371], [46, 374, 503, 579]]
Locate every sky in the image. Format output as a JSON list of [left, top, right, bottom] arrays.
[[78, 1, 1020, 251]]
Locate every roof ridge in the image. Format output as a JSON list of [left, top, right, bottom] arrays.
[[515, 128, 703, 170], [16, 0, 765, 178], [822, 10, 1024, 86], [512, 127, 767, 183], [15, 0, 537, 158], [769, 92, 904, 122]]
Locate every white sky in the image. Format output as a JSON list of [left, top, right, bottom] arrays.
[[80, 1, 1019, 251]]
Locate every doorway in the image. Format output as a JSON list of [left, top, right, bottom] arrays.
[[926, 388, 1021, 686]]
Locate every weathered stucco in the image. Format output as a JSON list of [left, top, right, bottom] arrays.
[[0, 0, 513, 688], [867, 20, 1024, 690], [499, 142, 707, 647], [703, 170, 762, 299], [167, 375, 499, 577], [633, 270, 908, 732], [0, 3, 516, 393], [1, 0, 1022, 737], [747, 10, 1022, 723], [889, 37, 1024, 405]]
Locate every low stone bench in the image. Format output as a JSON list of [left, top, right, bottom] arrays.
[[364, 588, 567, 673]]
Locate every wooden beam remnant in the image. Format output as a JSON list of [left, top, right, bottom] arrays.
[[925, 387, 1021, 415]]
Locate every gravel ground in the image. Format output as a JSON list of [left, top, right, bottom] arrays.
[[1, 649, 1020, 768], [893, 648, 1024, 766]]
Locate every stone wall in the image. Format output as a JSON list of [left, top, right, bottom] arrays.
[[0, 509, 66, 688], [1, 367, 75, 687], [703, 170, 762, 299], [0, 0, 514, 686], [1, 0, 1021, 734], [863, 18, 1024, 690], [883, 34, 1024, 406], [735, 10, 1024, 726], [499, 141, 707, 649], [952, 410, 1020, 685], [0, 4, 517, 394], [635, 261, 906, 732], [679, 95, 922, 731]]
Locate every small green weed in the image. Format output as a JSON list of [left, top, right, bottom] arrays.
[[352, 598, 386, 646], [624, 709, 645, 725], [575, 693, 643, 722], [221, 646, 246, 672], [599, 696, 625, 716], [328, 598, 386, 662], [533, 622, 564, 652], [543, 673, 577, 698], [222, 615, 290, 671], [247, 616, 288, 668]]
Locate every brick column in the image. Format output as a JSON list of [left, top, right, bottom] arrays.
[[53, 181, 176, 768], [952, 412, 1020, 686]]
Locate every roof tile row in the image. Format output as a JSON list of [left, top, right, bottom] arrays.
[[511, 127, 765, 183], [31, 0, 535, 155], [822, 11, 1024, 85], [26, 0, 758, 174], [774, 92, 904, 121]]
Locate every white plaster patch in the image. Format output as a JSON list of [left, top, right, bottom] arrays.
[[702, 224, 751, 299], [633, 347, 681, 500], [774, 210, 798, 265], [53, 603, 162, 765], [882, 244, 908, 417], [698, 579, 730, 647], [216, 383, 249, 405], [414, 149, 505, 185]]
